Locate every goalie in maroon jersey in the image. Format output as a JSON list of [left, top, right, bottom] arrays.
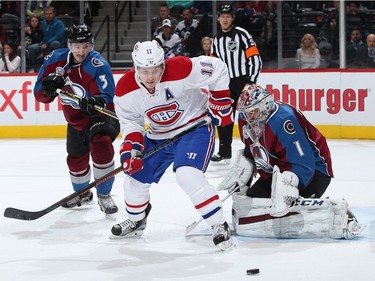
[[218, 84, 365, 239]]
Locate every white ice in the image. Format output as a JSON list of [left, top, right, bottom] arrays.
[[0, 138, 374, 281]]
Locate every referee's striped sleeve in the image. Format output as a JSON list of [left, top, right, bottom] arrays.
[[238, 27, 262, 83]]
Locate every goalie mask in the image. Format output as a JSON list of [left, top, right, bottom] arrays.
[[238, 85, 275, 126], [132, 40, 165, 90]]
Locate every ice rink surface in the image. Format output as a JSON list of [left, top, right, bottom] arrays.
[[0, 138, 374, 281]]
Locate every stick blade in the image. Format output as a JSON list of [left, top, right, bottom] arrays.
[[185, 221, 198, 236], [4, 207, 45, 221]]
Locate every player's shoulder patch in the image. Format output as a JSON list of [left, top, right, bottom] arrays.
[[162, 56, 192, 82], [89, 52, 106, 67], [91, 57, 104, 67], [115, 69, 139, 97]]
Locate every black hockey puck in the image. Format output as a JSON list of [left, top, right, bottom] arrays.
[[246, 268, 260, 275]]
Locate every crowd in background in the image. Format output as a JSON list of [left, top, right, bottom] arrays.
[[1, 0, 375, 72], [0, 0, 100, 72], [151, 0, 375, 69]]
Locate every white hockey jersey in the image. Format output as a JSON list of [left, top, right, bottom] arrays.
[[114, 55, 230, 140]]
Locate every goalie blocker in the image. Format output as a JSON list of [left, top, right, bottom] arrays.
[[232, 194, 366, 239]]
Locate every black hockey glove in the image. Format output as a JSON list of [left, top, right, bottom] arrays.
[[79, 96, 105, 116], [42, 73, 65, 98]]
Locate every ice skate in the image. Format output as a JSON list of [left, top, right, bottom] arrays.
[[97, 193, 118, 214], [211, 154, 231, 165], [110, 204, 151, 239], [344, 209, 366, 239], [62, 190, 94, 208], [212, 221, 234, 251]]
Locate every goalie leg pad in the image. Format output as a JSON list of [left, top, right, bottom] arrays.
[[232, 194, 363, 239]]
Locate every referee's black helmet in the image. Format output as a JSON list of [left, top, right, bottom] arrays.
[[217, 4, 235, 15]]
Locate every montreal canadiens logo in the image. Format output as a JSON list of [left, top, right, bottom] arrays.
[[146, 102, 183, 126]]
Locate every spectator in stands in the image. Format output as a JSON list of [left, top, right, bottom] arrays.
[[295, 33, 321, 69], [352, 33, 375, 68], [0, 41, 21, 73], [154, 18, 182, 58], [151, 3, 178, 37], [176, 8, 199, 40], [175, 7, 199, 55], [26, 0, 52, 18], [24, 15, 43, 48], [27, 6, 65, 71], [346, 1, 367, 40], [166, 0, 193, 19], [346, 28, 366, 67], [196, 36, 211, 56]]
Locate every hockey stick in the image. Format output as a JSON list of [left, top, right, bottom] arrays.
[[4, 117, 211, 221], [185, 185, 240, 236], [56, 89, 119, 120]]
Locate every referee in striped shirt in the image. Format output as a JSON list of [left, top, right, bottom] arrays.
[[211, 3, 262, 163]]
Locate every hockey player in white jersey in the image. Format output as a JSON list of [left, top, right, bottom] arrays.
[[111, 40, 234, 250]]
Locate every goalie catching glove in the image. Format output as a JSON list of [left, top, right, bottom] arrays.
[[79, 96, 105, 116], [120, 132, 144, 175], [217, 149, 256, 193], [208, 95, 233, 126], [42, 73, 65, 98]]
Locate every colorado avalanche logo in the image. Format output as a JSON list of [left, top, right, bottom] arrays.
[[250, 142, 273, 173], [92, 57, 104, 67], [284, 120, 295, 134], [228, 41, 237, 52], [59, 77, 86, 109], [146, 102, 183, 126]]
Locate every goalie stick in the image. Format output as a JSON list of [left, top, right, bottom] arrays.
[[4, 117, 211, 221], [185, 185, 240, 235], [56, 89, 119, 120]]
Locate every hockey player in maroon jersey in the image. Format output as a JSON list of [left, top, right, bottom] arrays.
[[34, 24, 120, 216], [218, 84, 365, 239], [111, 40, 234, 250]]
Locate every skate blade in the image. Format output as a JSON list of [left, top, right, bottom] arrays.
[[109, 230, 144, 240], [61, 200, 95, 209], [345, 223, 367, 239], [217, 238, 235, 251], [105, 213, 116, 221]]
